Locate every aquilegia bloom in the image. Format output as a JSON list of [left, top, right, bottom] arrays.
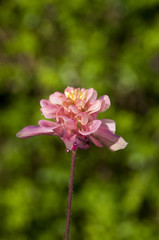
[[16, 87, 128, 151]]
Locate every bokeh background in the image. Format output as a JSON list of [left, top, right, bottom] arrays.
[[0, 0, 159, 239]]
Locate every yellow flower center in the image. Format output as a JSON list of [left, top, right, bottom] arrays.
[[65, 90, 83, 101]]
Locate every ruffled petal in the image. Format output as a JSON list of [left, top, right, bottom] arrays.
[[76, 99, 86, 109], [92, 125, 128, 151], [40, 110, 56, 119], [59, 116, 77, 130], [98, 95, 111, 112], [87, 100, 101, 114], [41, 104, 58, 113], [75, 112, 89, 125], [79, 120, 101, 135], [49, 92, 65, 105], [16, 125, 54, 139], [85, 88, 97, 103], [68, 105, 79, 114]]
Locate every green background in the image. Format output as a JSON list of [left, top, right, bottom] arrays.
[[0, 0, 159, 239]]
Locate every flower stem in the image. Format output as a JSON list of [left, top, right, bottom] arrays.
[[65, 150, 77, 240]]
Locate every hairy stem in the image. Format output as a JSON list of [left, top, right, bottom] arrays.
[[64, 150, 77, 240]]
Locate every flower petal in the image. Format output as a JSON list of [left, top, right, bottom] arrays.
[[110, 136, 128, 151], [59, 116, 77, 130], [75, 137, 90, 149], [61, 133, 77, 150], [38, 120, 60, 128], [40, 110, 56, 119], [79, 120, 101, 135], [101, 119, 116, 133], [40, 99, 50, 107], [49, 92, 65, 105], [75, 112, 89, 125], [64, 87, 75, 95], [76, 99, 86, 109], [85, 88, 97, 103], [89, 135, 103, 147], [41, 104, 58, 113], [16, 125, 54, 139], [92, 125, 128, 151], [68, 105, 79, 114], [87, 100, 101, 114], [98, 95, 111, 112]]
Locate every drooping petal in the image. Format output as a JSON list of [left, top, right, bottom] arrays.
[[61, 132, 77, 150], [92, 125, 128, 151], [101, 119, 116, 133], [85, 88, 97, 103], [75, 137, 90, 149], [16, 125, 54, 139], [79, 120, 101, 135], [87, 100, 101, 114], [98, 95, 111, 112], [89, 135, 103, 147]]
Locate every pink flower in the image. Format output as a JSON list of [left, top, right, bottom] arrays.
[[16, 87, 128, 151]]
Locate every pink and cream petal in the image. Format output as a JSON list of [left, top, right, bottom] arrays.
[[110, 136, 128, 151], [92, 125, 128, 151]]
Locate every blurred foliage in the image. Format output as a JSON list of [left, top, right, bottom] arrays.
[[0, 0, 159, 239]]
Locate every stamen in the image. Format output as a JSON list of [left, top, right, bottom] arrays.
[[79, 93, 83, 99], [65, 89, 84, 101]]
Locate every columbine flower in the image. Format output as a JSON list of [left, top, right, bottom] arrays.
[[16, 87, 128, 151]]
